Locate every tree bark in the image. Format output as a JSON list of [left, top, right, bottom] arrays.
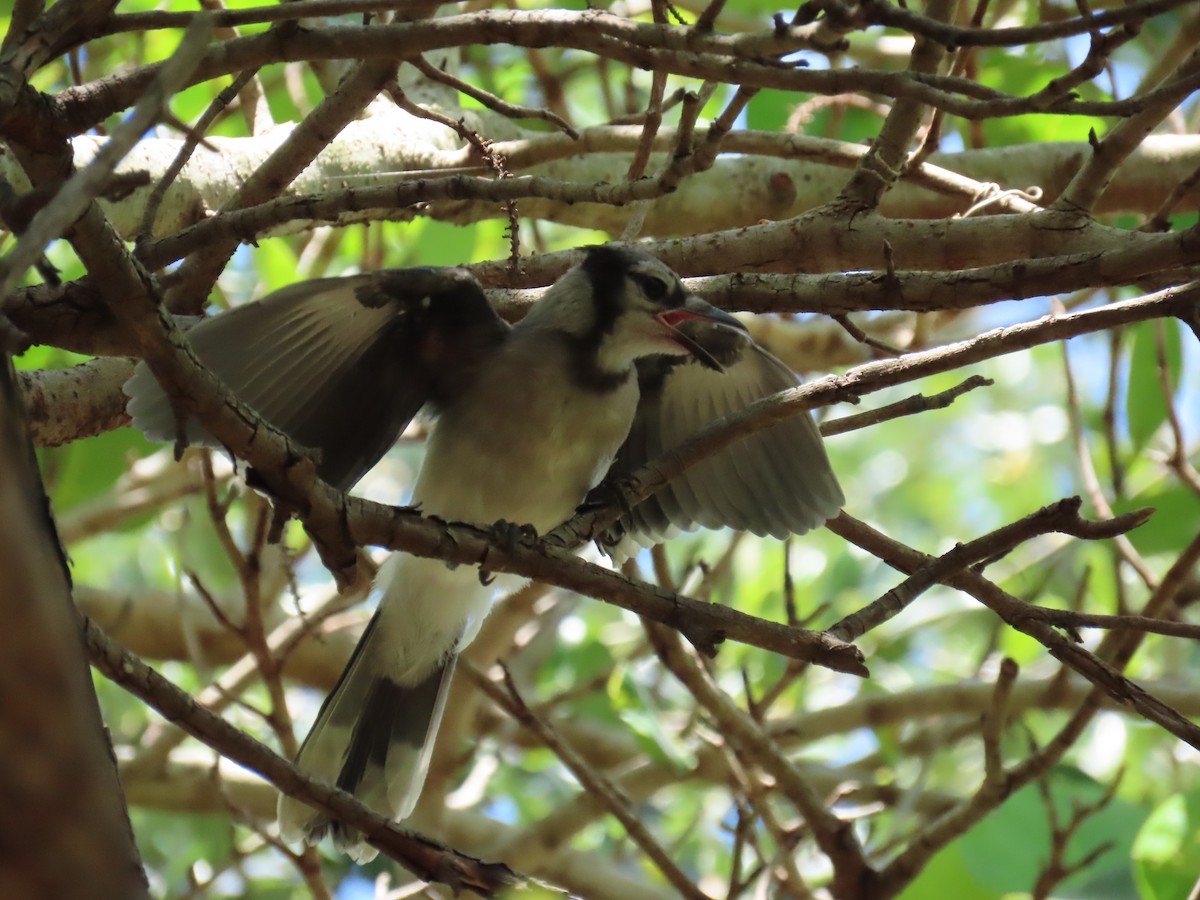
[[0, 350, 148, 900]]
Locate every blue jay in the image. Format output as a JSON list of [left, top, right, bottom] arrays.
[[124, 245, 843, 861]]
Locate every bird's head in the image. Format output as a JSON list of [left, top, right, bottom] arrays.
[[525, 245, 744, 377]]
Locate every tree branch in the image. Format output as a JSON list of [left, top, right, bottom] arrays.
[[83, 616, 525, 894]]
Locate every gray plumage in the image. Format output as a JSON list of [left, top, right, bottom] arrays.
[[122, 246, 843, 862], [124, 268, 505, 490], [600, 320, 844, 560]]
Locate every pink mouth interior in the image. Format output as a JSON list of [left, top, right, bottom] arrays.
[[657, 309, 704, 327]]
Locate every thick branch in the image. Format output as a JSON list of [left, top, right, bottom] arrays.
[[18, 358, 133, 447], [83, 617, 523, 894], [0, 354, 147, 897], [38, 11, 1190, 140]]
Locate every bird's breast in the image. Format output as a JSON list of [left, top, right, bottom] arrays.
[[409, 342, 638, 532]]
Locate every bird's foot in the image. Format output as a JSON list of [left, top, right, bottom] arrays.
[[580, 475, 639, 521], [479, 519, 539, 585], [490, 518, 539, 548], [594, 521, 627, 556], [542, 478, 638, 550]]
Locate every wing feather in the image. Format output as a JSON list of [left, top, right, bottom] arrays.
[[125, 269, 505, 490], [603, 324, 843, 559]]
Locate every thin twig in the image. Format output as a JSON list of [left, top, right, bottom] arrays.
[[644, 622, 878, 897], [137, 67, 259, 244], [84, 617, 526, 893], [0, 14, 214, 300], [980, 658, 1018, 784], [825, 498, 1152, 643], [410, 56, 577, 138], [1061, 342, 1157, 588], [472, 663, 714, 900], [821, 375, 993, 436]]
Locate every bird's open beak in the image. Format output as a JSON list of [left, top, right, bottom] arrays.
[[656, 296, 746, 371]]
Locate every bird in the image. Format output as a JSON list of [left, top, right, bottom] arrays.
[[123, 245, 844, 862]]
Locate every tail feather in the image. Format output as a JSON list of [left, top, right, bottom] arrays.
[[277, 609, 458, 862], [329, 656, 456, 852]]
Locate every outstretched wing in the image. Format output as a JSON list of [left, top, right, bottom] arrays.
[[124, 268, 507, 490], [601, 321, 843, 559]]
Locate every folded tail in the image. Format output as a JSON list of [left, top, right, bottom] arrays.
[[277, 609, 457, 863]]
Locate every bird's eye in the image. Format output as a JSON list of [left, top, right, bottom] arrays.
[[634, 274, 670, 301]]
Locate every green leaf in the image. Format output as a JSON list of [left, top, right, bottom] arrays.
[[901, 843, 996, 900], [15, 344, 90, 371], [907, 770, 1143, 897], [408, 219, 486, 266], [41, 427, 156, 512], [1126, 319, 1183, 450], [1112, 488, 1200, 556], [255, 238, 302, 295], [1133, 792, 1200, 900], [746, 90, 795, 133], [606, 667, 694, 770], [132, 810, 235, 895]]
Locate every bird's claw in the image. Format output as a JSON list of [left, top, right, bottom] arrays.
[[490, 518, 539, 549], [480, 519, 539, 585], [580, 475, 638, 520], [594, 521, 626, 556]]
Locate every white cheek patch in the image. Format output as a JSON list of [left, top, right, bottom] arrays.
[[596, 313, 686, 372]]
